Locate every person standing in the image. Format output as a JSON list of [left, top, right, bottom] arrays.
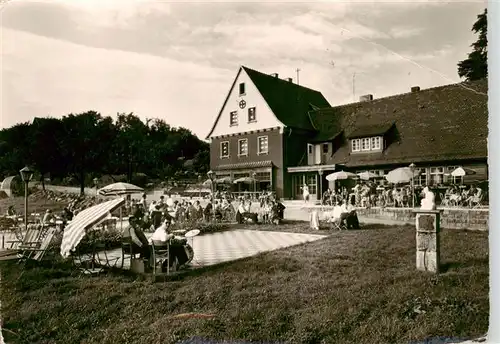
[[302, 183, 310, 203]]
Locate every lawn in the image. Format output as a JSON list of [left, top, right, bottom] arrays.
[[0, 223, 489, 344]]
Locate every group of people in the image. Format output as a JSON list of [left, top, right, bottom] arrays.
[[318, 181, 486, 209], [235, 195, 285, 225]]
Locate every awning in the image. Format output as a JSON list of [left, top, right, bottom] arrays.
[[214, 161, 273, 171], [60, 198, 125, 258], [287, 164, 338, 173]]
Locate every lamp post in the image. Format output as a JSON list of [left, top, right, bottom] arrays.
[[93, 177, 99, 196], [252, 172, 257, 201], [318, 169, 324, 204], [19, 166, 34, 230], [409, 163, 416, 208], [198, 174, 202, 199]]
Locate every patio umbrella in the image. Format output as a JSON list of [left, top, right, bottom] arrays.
[[98, 182, 144, 196], [60, 198, 125, 258], [357, 171, 380, 180], [385, 167, 420, 184], [215, 176, 233, 184], [326, 171, 357, 182], [451, 167, 476, 177], [233, 177, 256, 184]]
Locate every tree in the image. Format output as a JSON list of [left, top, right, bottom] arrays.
[[458, 8, 487, 81]]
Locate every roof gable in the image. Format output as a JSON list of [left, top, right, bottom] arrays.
[[242, 66, 331, 131], [309, 79, 488, 166]]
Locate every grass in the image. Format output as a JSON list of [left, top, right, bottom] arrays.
[[1, 223, 489, 344]]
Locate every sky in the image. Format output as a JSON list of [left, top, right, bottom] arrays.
[[1, 0, 487, 140]]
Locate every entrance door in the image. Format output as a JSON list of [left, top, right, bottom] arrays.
[[292, 174, 318, 200]]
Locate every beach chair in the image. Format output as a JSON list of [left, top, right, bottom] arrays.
[[6, 225, 44, 250], [0, 227, 57, 263]]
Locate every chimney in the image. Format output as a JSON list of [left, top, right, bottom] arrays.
[[359, 94, 374, 102], [411, 86, 421, 93], [271, 73, 279, 78], [286, 77, 293, 82]]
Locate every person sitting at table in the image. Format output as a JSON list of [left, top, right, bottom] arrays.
[[340, 199, 360, 229], [123, 216, 150, 260], [236, 199, 254, 224], [203, 202, 213, 222], [151, 204, 163, 229], [42, 209, 55, 227], [6, 205, 16, 216]]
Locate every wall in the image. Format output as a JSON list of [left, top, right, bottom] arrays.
[[208, 68, 284, 138], [210, 128, 284, 198], [293, 205, 489, 231], [282, 128, 316, 199]]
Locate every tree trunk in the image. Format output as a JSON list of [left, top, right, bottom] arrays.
[[40, 173, 45, 191], [80, 171, 85, 196]]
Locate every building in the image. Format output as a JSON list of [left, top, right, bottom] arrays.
[[207, 66, 488, 200], [287, 79, 488, 200], [205, 66, 331, 199]]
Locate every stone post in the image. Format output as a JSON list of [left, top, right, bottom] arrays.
[[413, 209, 442, 273]]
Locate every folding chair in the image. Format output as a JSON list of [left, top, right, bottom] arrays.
[[150, 239, 171, 276]]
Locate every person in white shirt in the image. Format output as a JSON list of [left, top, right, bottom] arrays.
[[149, 220, 173, 245], [302, 184, 310, 203], [339, 199, 360, 229]]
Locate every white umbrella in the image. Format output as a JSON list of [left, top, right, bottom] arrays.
[[233, 177, 256, 184], [98, 182, 144, 196], [357, 171, 380, 180], [215, 177, 233, 184], [451, 167, 476, 177], [326, 171, 357, 182], [385, 167, 420, 184], [60, 198, 125, 258]]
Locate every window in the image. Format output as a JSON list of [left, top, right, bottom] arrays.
[[352, 139, 360, 152], [230, 111, 238, 126], [446, 166, 461, 184], [239, 83, 245, 95], [308, 144, 313, 154], [430, 167, 444, 185], [351, 136, 383, 152], [371, 137, 381, 150], [361, 138, 370, 151], [415, 168, 427, 186], [238, 139, 248, 156], [258, 136, 269, 154], [248, 107, 256, 122], [322, 143, 329, 154], [220, 141, 229, 158]]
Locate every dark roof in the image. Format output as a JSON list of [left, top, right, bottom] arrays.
[[347, 122, 394, 139], [215, 160, 273, 171], [308, 79, 488, 167], [243, 66, 331, 130]]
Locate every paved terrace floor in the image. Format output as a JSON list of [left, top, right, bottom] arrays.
[[101, 230, 327, 270]]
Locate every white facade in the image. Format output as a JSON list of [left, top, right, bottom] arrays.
[[208, 68, 284, 138]]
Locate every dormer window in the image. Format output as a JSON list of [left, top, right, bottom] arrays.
[[230, 111, 238, 126], [239, 83, 245, 96], [351, 136, 383, 153]]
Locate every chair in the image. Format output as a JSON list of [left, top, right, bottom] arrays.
[[6, 225, 44, 250], [470, 193, 485, 209], [327, 207, 346, 231], [0, 228, 57, 263], [150, 239, 171, 276], [121, 237, 142, 269]]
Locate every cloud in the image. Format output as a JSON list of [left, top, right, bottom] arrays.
[[0, 0, 487, 139]]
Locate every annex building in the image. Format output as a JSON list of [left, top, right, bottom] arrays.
[[206, 66, 488, 200]]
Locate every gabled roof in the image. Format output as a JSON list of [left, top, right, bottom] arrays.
[[242, 66, 331, 131], [308, 79, 488, 167], [205, 66, 331, 139]]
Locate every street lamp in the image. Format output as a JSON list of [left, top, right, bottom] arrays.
[[252, 172, 257, 200], [19, 166, 34, 230], [318, 169, 324, 205], [409, 163, 416, 208], [207, 170, 215, 199], [198, 174, 202, 199], [93, 177, 99, 196]]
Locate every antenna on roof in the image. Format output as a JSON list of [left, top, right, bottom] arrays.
[[296, 68, 301, 85], [352, 72, 356, 102]]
